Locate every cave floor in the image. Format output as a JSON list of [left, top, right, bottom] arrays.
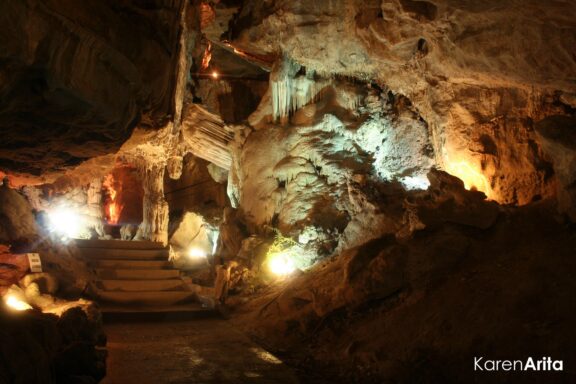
[[101, 316, 300, 384]]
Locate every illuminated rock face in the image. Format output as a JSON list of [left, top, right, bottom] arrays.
[[230, 0, 576, 205], [231, 71, 433, 238]]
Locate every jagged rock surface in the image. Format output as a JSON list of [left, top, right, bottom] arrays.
[[234, 192, 576, 384]]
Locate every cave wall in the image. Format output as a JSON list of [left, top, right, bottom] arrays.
[[0, 0, 186, 178], [228, 0, 576, 205], [108, 166, 144, 226]]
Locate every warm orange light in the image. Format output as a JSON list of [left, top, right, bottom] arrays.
[[211, 71, 219, 79], [5, 294, 32, 311], [445, 160, 492, 198], [201, 41, 212, 70], [108, 202, 121, 224], [103, 174, 123, 224]]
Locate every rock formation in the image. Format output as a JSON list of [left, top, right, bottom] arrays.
[[0, 1, 575, 383]]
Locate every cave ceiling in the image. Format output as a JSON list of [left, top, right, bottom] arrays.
[[0, 0, 575, 199], [0, 0, 185, 178]]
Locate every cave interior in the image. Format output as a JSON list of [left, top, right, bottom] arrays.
[[0, 0, 575, 383]]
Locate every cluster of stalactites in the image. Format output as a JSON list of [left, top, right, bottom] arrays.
[[271, 55, 329, 124], [181, 104, 234, 170]]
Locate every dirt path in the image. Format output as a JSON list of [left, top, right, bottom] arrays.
[[101, 317, 300, 384]]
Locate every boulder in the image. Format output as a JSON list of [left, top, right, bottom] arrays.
[[409, 169, 501, 231], [0, 301, 105, 384]]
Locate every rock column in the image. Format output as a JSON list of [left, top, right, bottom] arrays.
[[137, 163, 169, 245]]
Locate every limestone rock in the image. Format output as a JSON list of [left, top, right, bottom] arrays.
[[408, 169, 501, 231], [120, 224, 137, 241], [0, 300, 105, 384], [207, 163, 229, 184]]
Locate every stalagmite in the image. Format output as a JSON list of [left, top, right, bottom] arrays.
[[86, 179, 105, 237]]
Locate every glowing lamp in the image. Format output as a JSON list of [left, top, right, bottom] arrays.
[[188, 247, 207, 259], [47, 207, 82, 239], [267, 252, 296, 276], [4, 294, 33, 311], [211, 71, 219, 79]]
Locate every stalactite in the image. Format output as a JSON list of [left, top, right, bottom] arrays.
[[270, 55, 330, 124]]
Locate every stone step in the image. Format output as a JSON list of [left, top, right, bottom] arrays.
[[79, 248, 169, 260], [96, 269, 180, 280], [91, 260, 174, 270], [94, 290, 197, 306], [99, 279, 187, 292], [74, 239, 165, 250]]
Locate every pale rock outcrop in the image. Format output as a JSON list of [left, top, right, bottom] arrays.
[[207, 163, 229, 184], [231, 71, 435, 250]]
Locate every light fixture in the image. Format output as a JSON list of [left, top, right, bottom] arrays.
[[267, 251, 296, 276], [4, 294, 33, 311], [401, 175, 430, 191], [47, 206, 83, 239], [188, 247, 207, 259], [211, 71, 219, 79]]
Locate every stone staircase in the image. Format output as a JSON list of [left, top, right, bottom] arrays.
[[76, 239, 202, 311]]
